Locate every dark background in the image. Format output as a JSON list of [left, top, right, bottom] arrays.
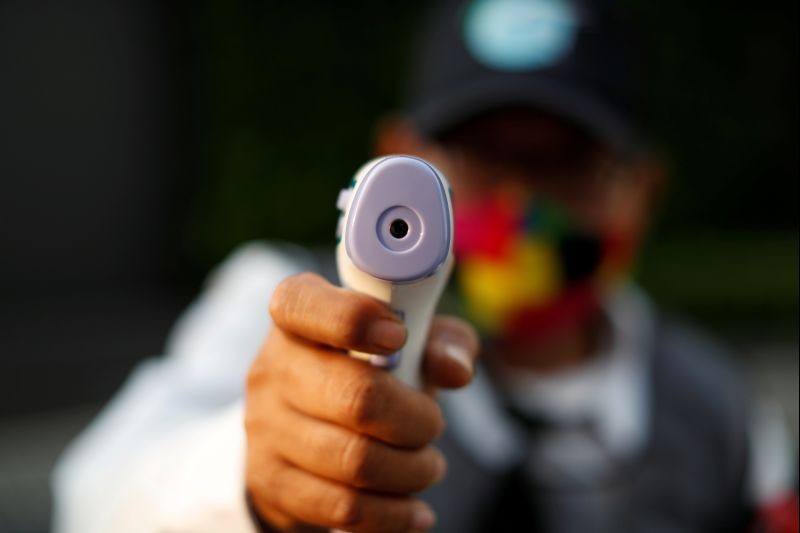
[[0, 1, 797, 532]]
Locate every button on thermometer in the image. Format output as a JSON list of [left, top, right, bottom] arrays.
[[335, 155, 454, 389]]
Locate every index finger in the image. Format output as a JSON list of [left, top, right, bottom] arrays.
[[264, 328, 444, 448], [269, 272, 406, 355]]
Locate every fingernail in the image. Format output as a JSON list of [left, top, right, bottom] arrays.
[[368, 319, 406, 351], [442, 341, 473, 376], [411, 502, 436, 531]]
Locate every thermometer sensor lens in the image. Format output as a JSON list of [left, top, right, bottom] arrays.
[[390, 219, 409, 239]]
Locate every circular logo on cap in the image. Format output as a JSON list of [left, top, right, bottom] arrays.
[[464, 0, 577, 71]]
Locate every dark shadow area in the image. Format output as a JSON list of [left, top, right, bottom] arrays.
[[0, 1, 194, 415]]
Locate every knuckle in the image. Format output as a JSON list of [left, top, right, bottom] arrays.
[[402, 449, 442, 493], [245, 339, 277, 394], [243, 394, 277, 440], [245, 354, 269, 390], [327, 488, 363, 528], [257, 459, 284, 497], [339, 372, 383, 427], [269, 272, 318, 325], [268, 277, 292, 323], [428, 402, 445, 440], [339, 434, 374, 487], [244, 365, 261, 392], [336, 296, 375, 347], [410, 395, 443, 444], [423, 448, 446, 485], [419, 396, 444, 436], [243, 406, 260, 434]]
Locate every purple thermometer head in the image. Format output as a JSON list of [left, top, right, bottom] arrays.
[[344, 156, 451, 283]]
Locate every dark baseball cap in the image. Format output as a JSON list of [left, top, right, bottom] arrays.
[[406, 0, 648, 152]]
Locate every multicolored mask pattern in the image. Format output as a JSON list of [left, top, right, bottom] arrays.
[[453, 191, 634, 343]]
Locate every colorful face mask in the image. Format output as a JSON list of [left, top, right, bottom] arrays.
[[453, 191, 635, 343]]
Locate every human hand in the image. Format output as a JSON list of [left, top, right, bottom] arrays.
[[245, 272, 479, 533]]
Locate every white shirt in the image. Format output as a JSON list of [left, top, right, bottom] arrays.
[[52, 242, 304, 533], [51, 241, 796, 532]]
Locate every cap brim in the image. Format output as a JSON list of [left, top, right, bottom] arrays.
[[409, 76, 638, 153]]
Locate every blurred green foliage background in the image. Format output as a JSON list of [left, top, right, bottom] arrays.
[[181, 1, 797, 334]]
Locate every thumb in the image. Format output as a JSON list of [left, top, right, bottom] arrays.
[[422, 316, 480, 390]]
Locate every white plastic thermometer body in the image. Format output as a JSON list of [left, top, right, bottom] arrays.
[[335, 155, 454, 390]]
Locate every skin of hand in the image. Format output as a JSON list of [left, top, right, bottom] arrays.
[[245, 272, 480, 533]]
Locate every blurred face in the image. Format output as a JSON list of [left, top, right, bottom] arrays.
[[377, 107, 660, 364], [426, 107, 649, 243]]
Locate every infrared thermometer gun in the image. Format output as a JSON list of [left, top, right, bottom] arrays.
[[335, 155, 454, 390]]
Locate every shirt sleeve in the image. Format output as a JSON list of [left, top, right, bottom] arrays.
[[50, 242, 309, 533]]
